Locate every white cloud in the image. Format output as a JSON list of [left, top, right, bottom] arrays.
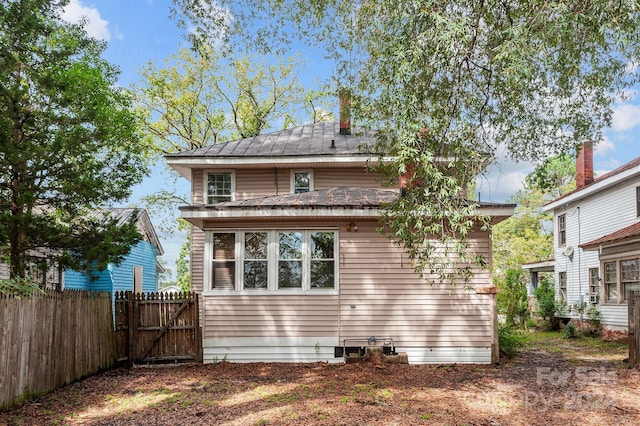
[[594, 136, 616, 156], [476, 144, 534, 203], [611, 103, 640, 132], [61, 0, 111, 41]]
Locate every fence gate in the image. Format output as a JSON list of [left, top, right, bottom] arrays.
[[114, 291, 202, 365], [629, 290, 640, 368]]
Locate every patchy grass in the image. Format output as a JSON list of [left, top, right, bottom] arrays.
[[1, 332, 636, 425], [522, 330, 628, 362]]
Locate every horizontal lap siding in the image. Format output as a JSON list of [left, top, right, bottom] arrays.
[[237, 169, 279, 199], [600, 304, 628, 329], [201, 296, 339, 338], [190, 227, 205, 293], [339, 221, 493, 348], [190, 167, 392, 202], [201, 295, 339, 362], [314, 168, 388, 190]]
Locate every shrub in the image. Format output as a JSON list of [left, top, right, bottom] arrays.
[[498, 323, 525, 359], [0, 277, 44, 298], [586, 304, 601, 325], [534, 276, 558, 322], [497, 268, 529, 328], [563, 323, 578, 339]]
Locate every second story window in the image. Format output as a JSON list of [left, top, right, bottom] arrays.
[[207, 172, 233, 204], [558, 214, 566, 247], [292, 171, 312, 193], [636, 186, 640, 217]]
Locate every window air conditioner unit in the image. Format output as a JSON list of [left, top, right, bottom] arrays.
[[589, 294, 599, 304]]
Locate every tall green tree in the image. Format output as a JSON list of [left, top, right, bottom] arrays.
[[175, 0, 640, 283], [493, 155, 575, 326], [135, 46, 330, 154], [134, 45, 332, 287], [0, 0, 149, 280]]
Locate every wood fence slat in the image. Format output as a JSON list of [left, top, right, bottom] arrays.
[[0, 290, 115, 410], [113, 292, 201, 365]]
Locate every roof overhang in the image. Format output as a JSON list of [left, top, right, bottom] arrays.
[[521, 260, 555, 273], [166, 155, 395, 180], [179, 204, 515, 229], [580, 222, 640, 251]]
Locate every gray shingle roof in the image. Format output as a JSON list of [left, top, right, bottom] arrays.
[[202, 187, 399, 209], [165, 121, 379, 158]]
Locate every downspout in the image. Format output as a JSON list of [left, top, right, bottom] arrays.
[[274, 167, 278, 195], [578, 206, 582, 321]]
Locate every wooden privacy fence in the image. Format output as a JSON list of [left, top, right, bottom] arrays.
[[0, 290, 114, 409], [114, 291, 202, 365], [629, 290, 640, 368]]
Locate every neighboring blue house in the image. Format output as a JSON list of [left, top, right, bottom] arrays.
[[64, 208, 164, 298]]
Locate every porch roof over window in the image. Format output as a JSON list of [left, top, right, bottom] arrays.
[[580, 221, 640, 250]]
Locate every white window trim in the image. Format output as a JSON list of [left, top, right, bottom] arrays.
[[557, 214, 566, 248], [204, 169, 236, 204], [558, 271, 567, 304], [290, 170, 314, 194], [600, 255, 640, 304], [202, 228, 338, 296]]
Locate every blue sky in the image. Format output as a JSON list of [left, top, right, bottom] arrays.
[[62, 0, 640, 278]]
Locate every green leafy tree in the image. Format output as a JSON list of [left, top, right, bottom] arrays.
[[493, 155, 574, 326], [0, 0, 148, 280], [134, 45, 332, 288], [497, 268, 528, 328], [135, 46, 331, 155], [175, 0, 640, 283], [534, 276, 559, 323], [175, 231, 191, 292]]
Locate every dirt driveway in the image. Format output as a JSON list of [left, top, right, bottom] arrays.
[[1, 332, 639, 425]]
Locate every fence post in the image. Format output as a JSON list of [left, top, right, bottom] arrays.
[[630, 291, 640, 369], [195, 293, 203, 363], [126, 291, 136, 367]]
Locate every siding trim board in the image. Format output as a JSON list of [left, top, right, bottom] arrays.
[[202, 338, 492, 364]]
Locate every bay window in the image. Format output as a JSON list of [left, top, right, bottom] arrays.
[[205, 229, 337, 292]]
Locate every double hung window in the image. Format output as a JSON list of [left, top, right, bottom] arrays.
[[602, 258, 640, 303], [558, 272, 567, 304], [211, 233, 236, 290], [292, 171, 312, 193], [558, 214, 566, 247], [604, 261, 618, 302], [621, 259, 640, 301], [206, 230, 337, 292], [588, 268, 600, 303], [206, 172, 233, 204]]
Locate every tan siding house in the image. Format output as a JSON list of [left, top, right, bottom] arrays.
[[167, 121, 513, 364]]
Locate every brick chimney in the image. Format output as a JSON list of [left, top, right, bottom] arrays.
[[576, 141, 594, 189], [399, 163, 416, 196], [339, 89, 351, 135]]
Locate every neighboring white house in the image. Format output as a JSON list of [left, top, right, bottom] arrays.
[[544, 142, 640, 330]]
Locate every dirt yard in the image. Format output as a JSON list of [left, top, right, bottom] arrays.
[[1, 332, 638, 425]]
